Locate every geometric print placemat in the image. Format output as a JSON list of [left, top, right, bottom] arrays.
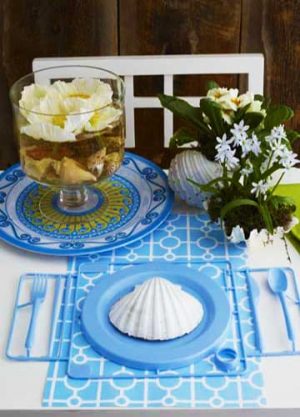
[[67, 260, 246, 380], [43, 211, 266, 409]]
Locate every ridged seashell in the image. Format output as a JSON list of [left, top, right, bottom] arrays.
[[104, 152, 122, 175], [168, 150, 221, 208], [59, 157, 97, 184], [109, 277, 203, 341], [87, 147, 106, 176]]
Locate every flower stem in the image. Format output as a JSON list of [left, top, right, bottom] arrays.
[[269, 172, 285, 198]]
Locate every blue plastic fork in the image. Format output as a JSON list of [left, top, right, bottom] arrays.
[[25, 277, 47, 356]]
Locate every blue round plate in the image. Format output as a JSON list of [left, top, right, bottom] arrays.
[[0, 153, 173, 256], [81, 263, 231, 371]]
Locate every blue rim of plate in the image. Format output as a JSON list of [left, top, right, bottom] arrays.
[[81, 263, 231, 371], [0, 152, 174, 256]]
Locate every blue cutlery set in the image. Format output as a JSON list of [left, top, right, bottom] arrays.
[[6, 261, 300, 380], [2, 153, 300, 381]]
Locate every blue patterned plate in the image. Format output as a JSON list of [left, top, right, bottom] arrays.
[[0, 153, 174, 256]]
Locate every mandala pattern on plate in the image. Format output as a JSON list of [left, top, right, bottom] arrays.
[[0, 153, 173, 255], [16, 176, 139, 240]]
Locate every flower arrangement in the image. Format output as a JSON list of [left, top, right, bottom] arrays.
[[159, 82, 300, 240], [13, 78, 124, 186], [19, 78, 122, 141]]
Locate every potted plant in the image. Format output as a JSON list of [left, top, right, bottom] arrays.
[[196, 120, 299, 244], [159, 82, 299, 211]]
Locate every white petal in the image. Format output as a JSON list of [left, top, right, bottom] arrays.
[[72, 78, 109, 95], [51, 80, 77, 96], [21, 123, 76, 142], [238, 92, 254, 108], [19, 84, 49, 111], [85, 106, 122, 132], [64, 112, 93, 133]]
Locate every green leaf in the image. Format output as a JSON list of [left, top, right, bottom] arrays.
[[206, 80, 220, 92], [286, 129, 300, 144], [158, 94, 212, 134], [220, 198, 260, 221], [264, 104, 294, 130], [187, 178, 220, 194], [200, 98, 225, 136], [243, 112, 264, 129], [259, 204, 273, 233], [169, 128, 196, 149], [234, 103, 251, 123], [254, 94, 264, 102]]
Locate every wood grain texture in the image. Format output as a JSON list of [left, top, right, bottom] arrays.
[[120, 0, 242, 166], [261, 0, 300, 130], [0, 0, 118, 168], [239, 0, 264, 92], [0, 0, 300, 168], [241, 0, 300, 153]]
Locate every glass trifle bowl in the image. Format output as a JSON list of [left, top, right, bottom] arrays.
[[10, 65, 125, 219]]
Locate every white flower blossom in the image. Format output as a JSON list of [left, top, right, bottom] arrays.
[[241, 161, 253, 177], [266, 124, 287, 144], [207, 87, 239, 111], [240, 137, 253, 157], [238, 92, 253, 108], [271, 125, 286, 140], [251, 180, 270, 199], [215, 133, 233, 152], [246, 100, 266, 117], [18, 79, 121, 141], [270, 138, 287, 160], [230, 120, 250, 147], [21, 122, 76, 142], [279, 148, 300, 170], [250, 133, 261, 156], [215, 146, 239, 170]]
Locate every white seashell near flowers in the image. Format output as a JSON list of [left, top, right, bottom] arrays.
[[168, 150, 221, 208], [109, 277, 203, 341]]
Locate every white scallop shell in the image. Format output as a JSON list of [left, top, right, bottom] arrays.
[[109, 277, 203, 341], [168, 150, 221, 208]]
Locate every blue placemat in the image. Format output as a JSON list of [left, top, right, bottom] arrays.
[[67, 260, 247, 379], [43, 211, 266, 408]]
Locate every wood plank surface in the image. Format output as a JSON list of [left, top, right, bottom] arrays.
[[241, 0, 300, 155], [119, 0, 242, 167], [0, 0, 299, 168], [0, 0, 118, 169]]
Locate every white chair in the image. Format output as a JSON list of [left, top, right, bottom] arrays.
[[33, 54, 264, 148]]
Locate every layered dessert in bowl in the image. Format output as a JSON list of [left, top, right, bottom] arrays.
[[10, 66, 125, 210]]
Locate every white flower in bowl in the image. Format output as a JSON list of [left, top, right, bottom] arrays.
[[18, 78, 120, 138], [52, 78, 113, 109], [85, 105, 122, 132], [19, 84, 50, 111], [21, 122, 76, 142]]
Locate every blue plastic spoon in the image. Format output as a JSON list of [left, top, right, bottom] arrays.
[[267, 268, 295, 351]]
